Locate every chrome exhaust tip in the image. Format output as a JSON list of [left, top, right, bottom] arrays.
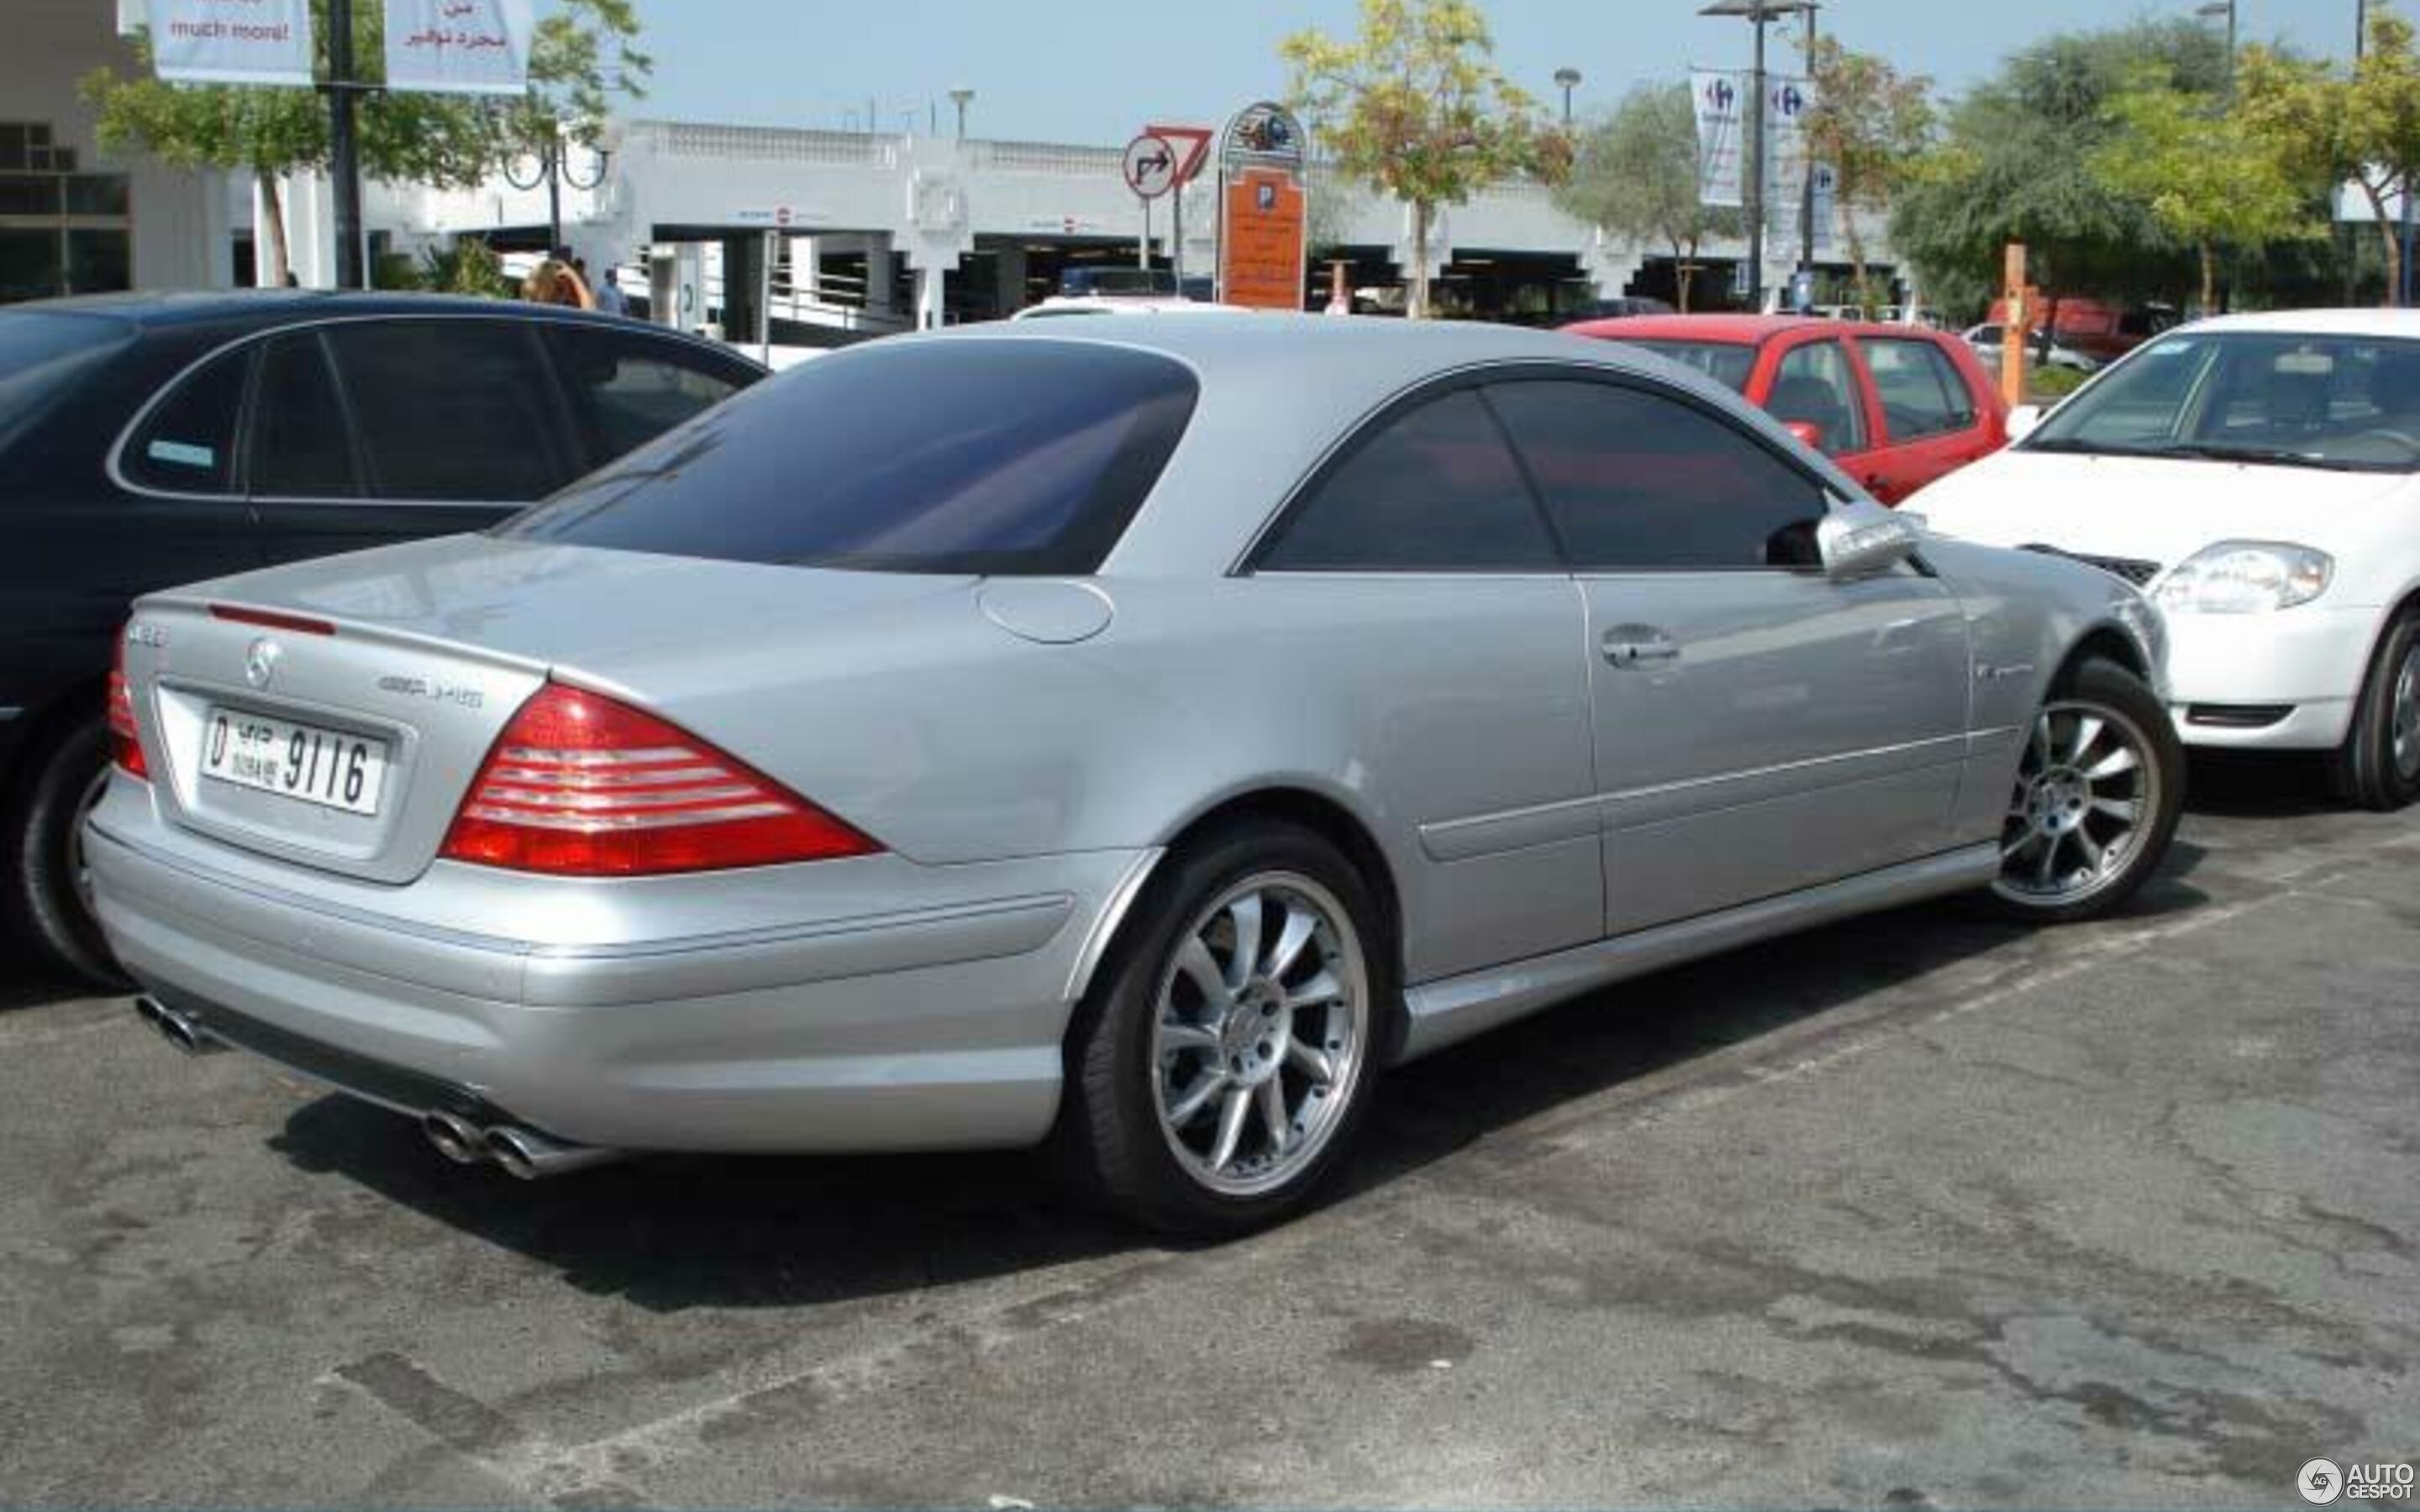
[[135, 995, 223, 1056], [483, 1124, 623, 1180], [421, 1110, 491, 1166]]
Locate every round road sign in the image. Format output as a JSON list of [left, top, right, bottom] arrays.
[[1123, 134, 1178, 200]]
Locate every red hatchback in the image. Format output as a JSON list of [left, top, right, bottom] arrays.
[[1563, 315, 2008, 505]]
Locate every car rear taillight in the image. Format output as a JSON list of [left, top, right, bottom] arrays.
[[438, 683, 879, 876], [108, 627, 148, 780]]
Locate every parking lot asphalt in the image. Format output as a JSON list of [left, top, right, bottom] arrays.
[[2, 757, 2413, 1509]]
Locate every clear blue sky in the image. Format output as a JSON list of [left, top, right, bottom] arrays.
[[624, 0, 2354, 143]]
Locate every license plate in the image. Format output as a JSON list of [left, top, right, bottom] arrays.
[[200, 708, 390, 816]]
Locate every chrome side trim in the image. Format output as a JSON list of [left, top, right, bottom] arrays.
[[1395, 842, 2000, 1062], [1418, 794, 1599, 863], [1063, 846, 1168, 1001], [1598, 732, 1970, 809], [0, 706, 20, 722]]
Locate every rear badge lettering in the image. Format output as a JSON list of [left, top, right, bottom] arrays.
[[376, 675, 484, 711]]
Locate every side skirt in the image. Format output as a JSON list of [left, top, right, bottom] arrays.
[[1394, 843, 2001, 1063]]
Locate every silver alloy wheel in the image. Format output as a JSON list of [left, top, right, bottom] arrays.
[[1994, 698, 2161, 909], [2392, 642, 2420, 783], [1150, 872, 1370, 1199], [69, 766, 109, 916]]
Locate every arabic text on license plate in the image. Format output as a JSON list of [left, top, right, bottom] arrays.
[[201, 709, 388, 816]]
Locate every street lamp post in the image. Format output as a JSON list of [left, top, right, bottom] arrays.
[[1701, 0, 1814, 312], [1555, 67, 1582, 125], [504, 129, 613, 257], [2196, 0, 2238, 92]]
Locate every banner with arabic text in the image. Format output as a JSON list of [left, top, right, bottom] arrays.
[[383, 0, 534, 97]]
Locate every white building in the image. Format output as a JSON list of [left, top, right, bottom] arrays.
[[8, 0, 1897, 327]]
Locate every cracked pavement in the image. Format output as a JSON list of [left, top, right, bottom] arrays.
[[2, 757, 2413, 1507]]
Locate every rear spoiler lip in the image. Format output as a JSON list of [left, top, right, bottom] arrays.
[[132, 591, 558, 682]]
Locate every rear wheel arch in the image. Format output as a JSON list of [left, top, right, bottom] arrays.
[[1067, 786, 1406, 1046]]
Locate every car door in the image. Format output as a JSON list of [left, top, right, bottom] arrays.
[[1246, 384, 1602, 983], [1756, 333, 1872, 470], [1484, 373, 1970, 937], [1849, 333, 2000, 503], [245, 318, 582, 567]]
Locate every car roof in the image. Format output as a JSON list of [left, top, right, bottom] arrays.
[[2169, 308, 2420, 339], [1, 290, 761, 364]]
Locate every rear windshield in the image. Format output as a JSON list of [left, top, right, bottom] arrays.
[[0, 310, 133, 442], [503, 339, 1198, 574], [1624, 339, 1756, 393]]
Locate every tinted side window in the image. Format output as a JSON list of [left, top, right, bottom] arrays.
[[326, 320, 572, 501], [544, 326, 755, 465], [1865, 338, 1974, 439], [1487, 380, 1827, 571], [507, 340, 1197, 575], [124, 345, 250, 493], [1259, 389, 1557, 571], [248, 333, 359, 498], [1766, 339, 1866, 454]]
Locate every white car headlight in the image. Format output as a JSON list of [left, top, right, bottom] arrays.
[[2152, 542, 2333, 614]]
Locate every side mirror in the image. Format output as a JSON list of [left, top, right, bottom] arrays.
[[2007, 403, 2044, 443], [1784, 419, 1826, 451], [1817, 500, 1921, 582]]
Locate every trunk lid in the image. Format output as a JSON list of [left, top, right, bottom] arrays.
[[129, 535, 971, 882]]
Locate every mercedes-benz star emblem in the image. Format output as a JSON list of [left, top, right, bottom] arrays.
[[244, 638, 281, 690]]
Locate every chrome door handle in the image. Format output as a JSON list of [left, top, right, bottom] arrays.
[[1602, 628, 1680, 668]]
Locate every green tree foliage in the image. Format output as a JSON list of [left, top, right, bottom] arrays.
[[1891, 18, 2224, 318], [1283, 0, 1571, 318], [1802, 37, 1933, 315], [82, 0, 645, 286], [2091, 71, 2314, 316], [1551, 82, 1735, 312], [2240, 5, 2420, 307]]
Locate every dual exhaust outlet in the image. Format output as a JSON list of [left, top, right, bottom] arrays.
[[134, 995, 621, 1181]]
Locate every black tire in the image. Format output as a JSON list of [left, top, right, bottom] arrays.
[[1981, 658, 2185, 926], [1054, 819, 1393, 1238], [2329, 607, 2420, 812], [8, 719, 131, 990]]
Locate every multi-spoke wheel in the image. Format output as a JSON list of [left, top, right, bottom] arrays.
[[1058, 821, 1389, 1236], [1984, 659, 2182, 924], [2333, 609, 2420, 812], [1150, 874, 1368, 1197]]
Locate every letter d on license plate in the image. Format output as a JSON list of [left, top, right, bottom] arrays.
[[201, 707, 389, 816]]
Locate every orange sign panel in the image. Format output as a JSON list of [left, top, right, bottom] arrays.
[[1221, 167, 1306, 312]]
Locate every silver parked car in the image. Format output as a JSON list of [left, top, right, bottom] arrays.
[[89, 318, 2182, 1235]]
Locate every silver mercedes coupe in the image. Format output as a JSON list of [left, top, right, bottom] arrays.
[[88, 317, 2181, 1235]]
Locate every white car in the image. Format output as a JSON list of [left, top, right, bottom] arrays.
[[1961, 323, 2102, 373], [1912, 310, 2420, 810]]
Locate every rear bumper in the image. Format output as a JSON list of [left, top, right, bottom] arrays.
[[87, 786, 1156, 1155], [2163, 606, 2381, 751]]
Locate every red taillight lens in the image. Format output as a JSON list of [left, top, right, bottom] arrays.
[[108, 627, 149, 780], [438, 683, 879, 876]]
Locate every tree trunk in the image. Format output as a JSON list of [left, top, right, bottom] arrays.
[[2361, 180, 2399, 308], [1675, 236, 1693, 313], [2198, 241, 2217, 319], [1846, 215, 1871, 319], [1409, 200, 1432, 319], [256, 169, 291, 288]]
